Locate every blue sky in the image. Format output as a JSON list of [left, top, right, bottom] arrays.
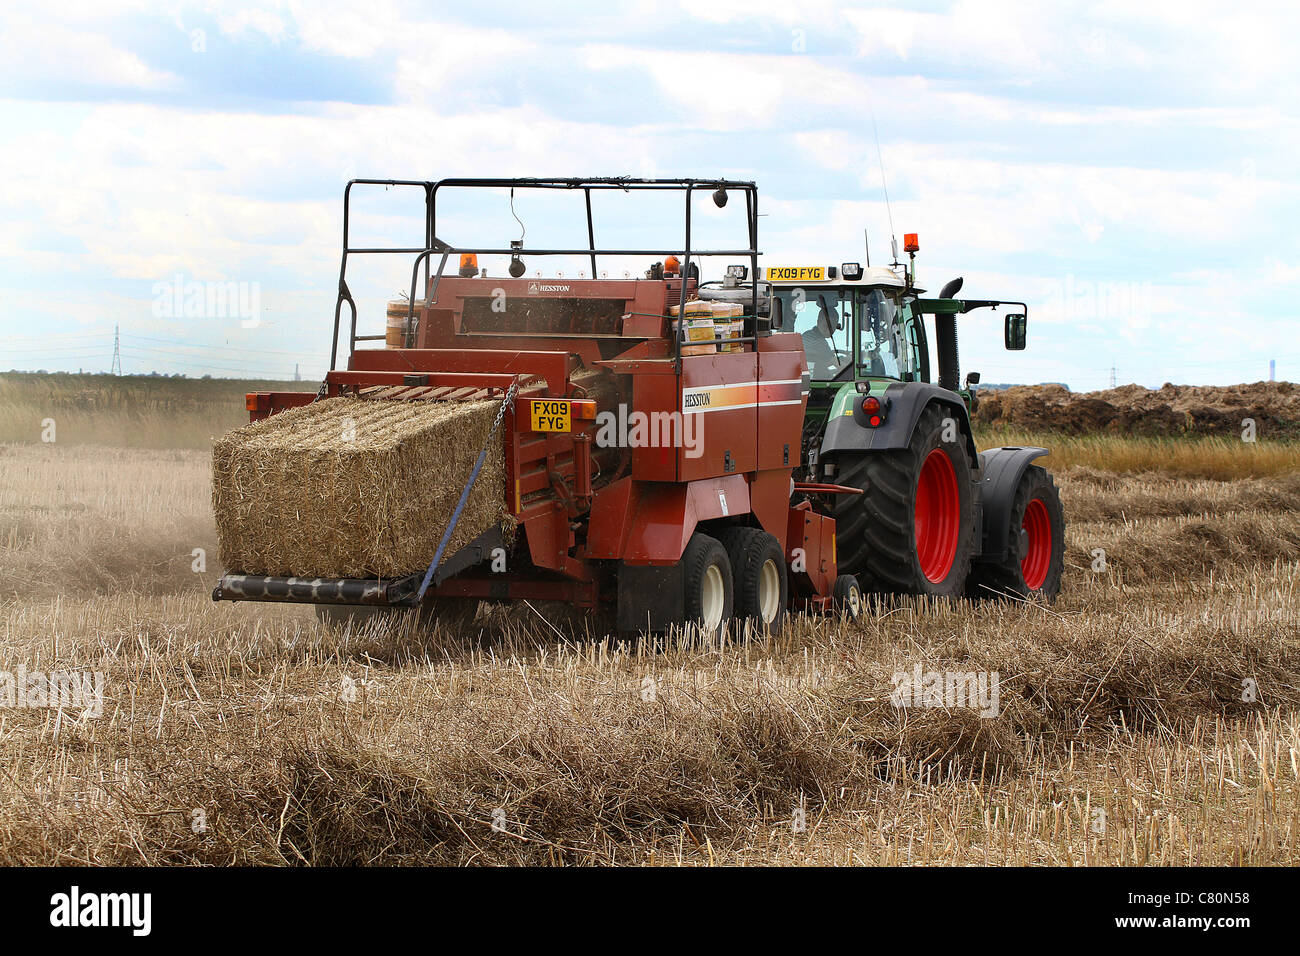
[[1, 0, 1297, 388]]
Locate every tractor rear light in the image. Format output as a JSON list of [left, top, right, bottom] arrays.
[[841, 262, 862, 279], [861, 395, 885, 427], [904, 233, 919, 253]]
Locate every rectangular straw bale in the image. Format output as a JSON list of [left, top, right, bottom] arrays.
[[212, 396, 504, 578]]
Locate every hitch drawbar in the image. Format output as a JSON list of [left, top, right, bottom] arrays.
[[212, 526, 506, 609], [213, 574, 421, 607]]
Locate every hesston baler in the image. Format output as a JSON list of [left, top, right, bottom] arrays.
[[213, 177, 861, 634]]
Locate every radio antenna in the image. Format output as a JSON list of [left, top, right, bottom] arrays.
[[870, 109, 897, 263]]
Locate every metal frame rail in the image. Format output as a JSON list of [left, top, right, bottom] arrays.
[[328, 177, 761, 372]]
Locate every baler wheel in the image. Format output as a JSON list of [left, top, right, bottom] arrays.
[[680, 533, 734, 637], [967, 465, 1065, 601], [717, 527, 787, 633], [832, 574, 863, 619], [828, 403, 975, 597]]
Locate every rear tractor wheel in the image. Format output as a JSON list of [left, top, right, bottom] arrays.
[[829, 403, 976, 597]]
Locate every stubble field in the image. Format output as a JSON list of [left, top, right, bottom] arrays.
[[1, 374, 1299, 865]]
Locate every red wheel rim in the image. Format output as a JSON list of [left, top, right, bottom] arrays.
[[914, 447, 960, 583], [1020, 497, 1052, 591]]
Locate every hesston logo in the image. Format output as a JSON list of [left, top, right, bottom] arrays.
[[49, 886, 151, 936], [526, 281, 571, 294], [683, 392, 712, 408]]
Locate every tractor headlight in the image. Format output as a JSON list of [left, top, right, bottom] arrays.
[[841, 262, 862, 280]]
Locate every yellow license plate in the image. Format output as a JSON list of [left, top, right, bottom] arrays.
[[768, 266, 824, 281], [529, 399, 571, 432]]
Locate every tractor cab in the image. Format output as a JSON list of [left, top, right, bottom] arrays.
[[765, 264, 931, 437], [768, 265, 925, 386], [762, 248, 1030, 428]]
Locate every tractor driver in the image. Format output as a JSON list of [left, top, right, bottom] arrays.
[[800, 293, 848, 379]]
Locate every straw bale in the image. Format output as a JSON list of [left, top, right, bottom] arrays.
[[213, 396, 503, 578]]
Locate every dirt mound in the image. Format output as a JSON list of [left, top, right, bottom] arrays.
[[973, 381, 1300, 437]]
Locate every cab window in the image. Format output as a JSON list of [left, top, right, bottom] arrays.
[[859, 289, 926, 382], [776, 287, 854, 381]]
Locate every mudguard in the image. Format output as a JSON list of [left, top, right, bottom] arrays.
[[976, 446, 1049, 561], [820, 382, 978, 464], [617, 564, 685, 633]]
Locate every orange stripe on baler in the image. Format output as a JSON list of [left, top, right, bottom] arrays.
[[682, 379, 804, 413]]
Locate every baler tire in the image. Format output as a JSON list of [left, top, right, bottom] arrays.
[[829, 403, 975, 597], [716, 527, 787, 633], [680, 533, 734, 637], [967, 465, 1065, 602], [832, 574, 864, 620]]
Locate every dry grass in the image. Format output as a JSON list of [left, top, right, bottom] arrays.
[[975, 428, 1300, 479], [0, 372, 315, 449], [1, 377, 1298, 865], [0, 444, 215, 600], [1, 564, 1297, 865]]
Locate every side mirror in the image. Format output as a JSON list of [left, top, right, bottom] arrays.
[[965, 371, 981, 386], [1004, 313, 1027, 350]]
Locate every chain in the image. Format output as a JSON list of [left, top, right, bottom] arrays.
[[492, 379, 519, 431]]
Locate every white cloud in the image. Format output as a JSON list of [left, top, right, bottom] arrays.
[[0, 0, 1297, 386], [216, 7, 289, 44], [0, 10, 178, 91]]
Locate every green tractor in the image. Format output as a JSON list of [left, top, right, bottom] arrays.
[[762, 239, 1065, 601]]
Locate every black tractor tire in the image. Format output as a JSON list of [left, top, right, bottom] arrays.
[[716, 527, 787, 632], [680, 532, 734, 636], [968, 465, 1065, 601], [314, 597, 480, 632], [829, 403, 976, 597], [832, 573, 864, 620]]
